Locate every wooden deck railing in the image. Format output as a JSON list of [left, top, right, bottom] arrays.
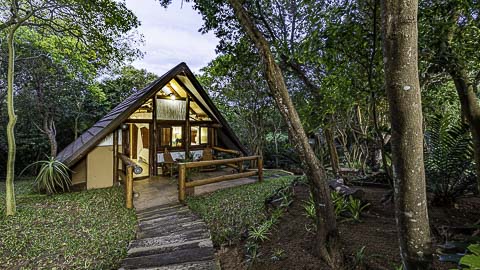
[[212, 146, 242, 156], [117, 154, 142, 209], [178, 155, 263, 202]]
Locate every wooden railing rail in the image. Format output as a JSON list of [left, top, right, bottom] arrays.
[[178, 155, 263, 202], [117, 154, 142, 209], [184, 155, 260, 168], [212, 146, 242, 156]]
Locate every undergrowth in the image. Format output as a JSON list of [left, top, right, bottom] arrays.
[[186, 174, 297, 246], [0, 181, 137, 269]]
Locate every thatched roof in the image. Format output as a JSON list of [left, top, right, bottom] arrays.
[[57, 63, 247, 167]]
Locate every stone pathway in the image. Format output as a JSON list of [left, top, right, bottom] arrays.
[[120, 203, 216, 270]]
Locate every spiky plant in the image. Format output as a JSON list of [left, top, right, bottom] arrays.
[[425, 114, 476, 205], [30, 157, 72, 194]]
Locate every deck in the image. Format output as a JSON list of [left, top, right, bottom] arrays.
[[132, 168, 258, 210]]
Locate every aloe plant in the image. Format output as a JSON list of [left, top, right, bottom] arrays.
[[28, 157, 72, 194]]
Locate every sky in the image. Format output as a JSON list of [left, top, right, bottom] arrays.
[[124, 0, 219, 75]]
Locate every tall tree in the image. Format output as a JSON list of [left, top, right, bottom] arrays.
[[419, 0, 480, 192], [198, 41, 275, 159], [0, 0, 139, 216], [381, 0, 432, 268], [225, 0, 344, 267]]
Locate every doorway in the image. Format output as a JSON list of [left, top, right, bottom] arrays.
[[127, 123, 151, 178]]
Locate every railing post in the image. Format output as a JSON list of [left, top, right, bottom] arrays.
[[126, 166, 134, 209], [238, 160, 243, 173], [258, 156, 263, 182], [178, 163, 186, 203]]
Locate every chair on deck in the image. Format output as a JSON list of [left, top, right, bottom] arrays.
[[199, 146, 216, 172], [161, 148, 176, 176]]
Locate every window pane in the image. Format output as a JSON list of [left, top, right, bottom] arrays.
[[191, 126, 199, 145], [200, 127, 208, 144], [172, 126, 183, 147], [157, 99, 186, 120], [160, 128, 171, 147]]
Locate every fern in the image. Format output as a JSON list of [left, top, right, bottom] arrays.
[[425, 114, 476, 205]]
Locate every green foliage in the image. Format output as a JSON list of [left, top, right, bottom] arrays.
[[28, 157, 72, 194], [459, 244, 480, 269], [271, 248, 286, 261], [186, 174, 296, 245], [305, 191, 369, 224], [425, 114, 477, 205], [345, 196, 371, 222], [302, 193, 317, 226], [248, 219, 274, 242], [245, 241, 261, 263], [331, 191, 348, 217], [353, 246, 367, 267], [0, 181, 136, 269]]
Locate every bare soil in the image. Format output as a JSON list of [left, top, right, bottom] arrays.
[[216, 184, 480, 270]]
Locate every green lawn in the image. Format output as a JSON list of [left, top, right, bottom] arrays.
[[187, 173, 298, 246], [0, 180, 136, 269]]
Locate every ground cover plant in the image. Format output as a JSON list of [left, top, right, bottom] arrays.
[[186, 174, 297, 246], [0, 180, 136, 269]]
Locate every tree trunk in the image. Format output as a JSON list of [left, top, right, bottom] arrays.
[[448, 65, 480, 194], [381, 1, 432, 268], [74, 115, 80, 139], [5, 28, 17, 216], [227, 0, 343, 267], [43, 117, 57, 157], [325, 127, 340, 176]]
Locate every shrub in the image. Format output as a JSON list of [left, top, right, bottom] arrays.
[[425, 114, 477, 205], [29, 157, 72, 194]]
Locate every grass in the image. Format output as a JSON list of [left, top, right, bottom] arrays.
[[186, 174, 297, 246], [0, 179, 137, 269]]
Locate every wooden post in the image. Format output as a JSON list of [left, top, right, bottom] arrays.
[[126, 166, 134, 209], [258, 156, 263, 182], [152, 97, 158, 176], [185, 95, 190, 159], [113, 130, 118, 185], [178, 163, 186, 203]]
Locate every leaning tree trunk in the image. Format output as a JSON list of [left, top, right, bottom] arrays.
[[324, 127, 340, 176], [381, 0, 432, 269], [5, 27, 17, 216], [448, 65, 480, 194], [227, 0, 343, 267]]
